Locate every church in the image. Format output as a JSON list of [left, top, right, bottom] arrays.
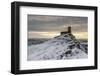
[[60, 26, 72, 35]]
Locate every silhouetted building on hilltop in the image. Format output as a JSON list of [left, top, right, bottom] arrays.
[[61, 26, 72, 35]]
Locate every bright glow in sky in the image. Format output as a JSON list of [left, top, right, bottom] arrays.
[[28, 32, 60, 38], [28, 31, 87, 39], [73, 32, 88, 39]]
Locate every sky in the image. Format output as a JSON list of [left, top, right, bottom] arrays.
[[28, 15, 88, 39]]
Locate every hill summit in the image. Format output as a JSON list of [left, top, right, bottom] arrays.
[[28, 33, 88, 60]]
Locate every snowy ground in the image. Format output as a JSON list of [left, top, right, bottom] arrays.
[[28, 33, 88, 61]]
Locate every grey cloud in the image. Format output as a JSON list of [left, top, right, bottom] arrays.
[[28, 15, 88, 32]]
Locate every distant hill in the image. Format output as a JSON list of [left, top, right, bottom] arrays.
[[28, 38, 50, 45]]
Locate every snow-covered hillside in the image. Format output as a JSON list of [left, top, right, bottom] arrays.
[[28, 33, 88, 61]]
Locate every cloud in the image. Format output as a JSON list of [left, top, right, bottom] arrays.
[[28, 15, 88, 32]]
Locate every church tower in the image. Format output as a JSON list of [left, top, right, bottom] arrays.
[[68, 26, 71, 33]]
